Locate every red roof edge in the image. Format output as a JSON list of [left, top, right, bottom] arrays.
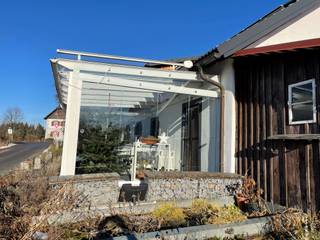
[[233, 38, 320, 57]]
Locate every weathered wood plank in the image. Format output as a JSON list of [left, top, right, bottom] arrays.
[[267, 134, 320, 140], [260, 60, 267, 199], [265, 60, 273, 202], [271, 58, 282, 204], [253, 61, 260, 185], [248, 64, 254, 177]]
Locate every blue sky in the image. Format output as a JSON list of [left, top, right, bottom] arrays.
[[0, 0, 285, 124]]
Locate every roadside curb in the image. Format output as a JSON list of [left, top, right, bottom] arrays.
[[0, 143, 16, 151], [110, 217, 269, 240]]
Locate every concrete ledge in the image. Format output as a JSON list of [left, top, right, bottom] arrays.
[[111, 217, 269, 240], [144, 171, 242, 179], [48, 172, 120, 184]]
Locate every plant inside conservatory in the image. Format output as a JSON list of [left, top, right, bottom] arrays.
[[76, 122, 131, 174]]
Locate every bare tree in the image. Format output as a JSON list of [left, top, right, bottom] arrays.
[[3, 107, 24, 125]]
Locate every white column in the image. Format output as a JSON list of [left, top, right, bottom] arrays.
[[60, 69, 82, 176], [131, 142, 138, 181], [220, 59, 236, 173]]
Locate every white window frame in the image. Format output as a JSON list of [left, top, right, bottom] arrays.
[[288, 79, 316, 125]]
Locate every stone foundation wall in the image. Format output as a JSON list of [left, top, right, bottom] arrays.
[[145, 171, 242, 202], [49, 173, 121, 209], [49, 172, 242, 210], [47, 172, 243, 224]]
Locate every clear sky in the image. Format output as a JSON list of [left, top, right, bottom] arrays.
[[0, 0, 285, 124]]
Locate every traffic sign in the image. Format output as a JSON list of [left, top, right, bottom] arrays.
[[8, 128, 13, 135]]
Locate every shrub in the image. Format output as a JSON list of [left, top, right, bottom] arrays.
[[152, 202, 186, 228], [208, 204, 247, 225], [185, 199, 216, 225]]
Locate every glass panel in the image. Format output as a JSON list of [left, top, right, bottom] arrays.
[[291, 81, 314, 122], [76, 107, 140, 175], [292, 101, 313, 122], [292, 82, 313, 104], [75, 80, 218, 176]]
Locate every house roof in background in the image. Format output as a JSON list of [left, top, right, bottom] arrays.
[[195, 0, 320, 66], [44, 107, 65, 120]]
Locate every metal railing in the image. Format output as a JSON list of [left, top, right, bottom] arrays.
[[57, 49, 193, 68]]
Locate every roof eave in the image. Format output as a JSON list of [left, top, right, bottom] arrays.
[[50, 59, 66, 109], [195, 0, 320, 66]]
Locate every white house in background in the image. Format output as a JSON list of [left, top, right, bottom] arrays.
[[44, 107, 65, 141]]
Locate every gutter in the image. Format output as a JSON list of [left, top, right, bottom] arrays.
[[196, 65, 225, 172]]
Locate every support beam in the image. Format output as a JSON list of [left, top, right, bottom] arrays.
[[81, 103, 138, 108], [61, 96, 144, 107], [80, 99, 144, 105], [62, 81, 163, 94], [55, 59, 200, 82], [82, 81, 163, 93], [81, 95, 149, 102], [81, 89, 155, 98], [60, 70, 82, 176], [80, 76, 218, 98], [80, 71, 174, 84], [220, 59, 236, 173], [57, 49, 190, 68], [61, 95, 152, 107]]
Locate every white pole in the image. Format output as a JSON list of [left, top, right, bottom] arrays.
[[131, 142, 138, 181], [60, 69, 82, 176]]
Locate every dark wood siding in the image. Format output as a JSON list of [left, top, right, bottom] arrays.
[[234, 49, 320, 212]]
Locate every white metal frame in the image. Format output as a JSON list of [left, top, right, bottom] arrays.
[[288, 79, 316, 125], [51, 50, 219, 176]]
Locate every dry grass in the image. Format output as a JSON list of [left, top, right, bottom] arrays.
[[92, 200, 247, 237], [264, 208, 320, 240], [207, 204, 247, 225], [184, 199, 216, 225], [0, 144, 82, 240], [0, 171, 47, 239], [152, 202, 186, 228]]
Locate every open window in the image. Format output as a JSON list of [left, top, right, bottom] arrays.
[[288, 79, 316, 125]]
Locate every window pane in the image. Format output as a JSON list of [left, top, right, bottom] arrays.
[[292, 82, 313, 104], [292, 101, 313, 122], [290, 81, 315, 123]]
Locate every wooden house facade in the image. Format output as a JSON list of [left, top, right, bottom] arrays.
[[196, 0, 320, 211], [234, 47, 320, 212]]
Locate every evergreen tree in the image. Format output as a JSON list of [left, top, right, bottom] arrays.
[[76, 123, 130, 174], [0, 122, 45, 143]]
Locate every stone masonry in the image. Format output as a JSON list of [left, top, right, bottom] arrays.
[[145, 171, 242, 202], [49, 171, 242, 210], [47, 171, 242, 224]]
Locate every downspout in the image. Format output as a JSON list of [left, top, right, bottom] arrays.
[[196, 65, 225, 172]]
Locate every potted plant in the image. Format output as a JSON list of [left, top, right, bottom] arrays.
[[140, 136, 159, 145], [235, 176, 263, 214]]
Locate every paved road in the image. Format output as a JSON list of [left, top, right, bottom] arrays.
[[0, 142, 50, 175]]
